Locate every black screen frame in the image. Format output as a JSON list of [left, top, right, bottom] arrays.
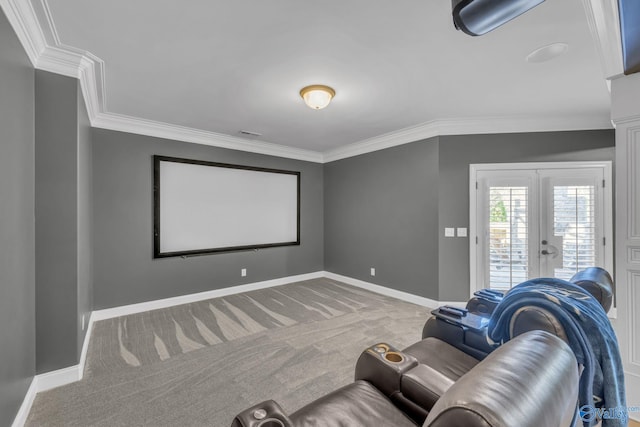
[[153, 155, 301, 259]]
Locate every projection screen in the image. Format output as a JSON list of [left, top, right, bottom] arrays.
[[153, 156, 300, 258]]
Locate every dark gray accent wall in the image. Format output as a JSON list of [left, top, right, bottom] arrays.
[[0, 9, 35, 426], [324, 130, 615, 303], [437, 130, 616, 301], [35, 71, 93, 373], [324, 139, 441, 300], [35, 71, 79, 373], [92, 129, 324, 309], [77, 84, 93, 357]]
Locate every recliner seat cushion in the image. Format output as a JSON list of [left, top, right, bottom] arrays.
[[289, 380, 417, 427]]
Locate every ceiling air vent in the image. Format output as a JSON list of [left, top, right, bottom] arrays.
[[238, 130, 262, 139]]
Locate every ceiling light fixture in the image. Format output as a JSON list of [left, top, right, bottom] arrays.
[[300, 85, 336, 110], [452, 0, 545, 36]]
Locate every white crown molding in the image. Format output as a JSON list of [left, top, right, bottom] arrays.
[[0, 0, 45, 65], [3, 0, 616, 165], [323, 114, 614, 163], [4, 0, 324, 163], [323, 120, 441, 163], [91, 112, 324, 163], [581, 0, 624, 80]]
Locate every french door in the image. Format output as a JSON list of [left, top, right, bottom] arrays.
[[470, 162, 613, 294]]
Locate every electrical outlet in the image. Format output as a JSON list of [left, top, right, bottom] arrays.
[[241, 268, 247, 277], [370, 268, 376, 276], [457, 227, 468, 237], [445, 228, 455, 237]]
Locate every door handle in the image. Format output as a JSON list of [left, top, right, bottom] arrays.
[[541, 244, 559, 258]]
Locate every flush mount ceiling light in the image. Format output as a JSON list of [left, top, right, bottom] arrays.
[[526, 43, 569, 63], [299, 85, 336, 110], [452, 0, 545, 36]]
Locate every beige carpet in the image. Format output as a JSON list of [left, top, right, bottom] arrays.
[[26, 278, 433, 427]]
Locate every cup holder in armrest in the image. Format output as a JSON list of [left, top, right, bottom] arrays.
[[384, 351, 404, 363], [231, 400, 293, 427], [364, 343, 414, 367], [355, 343, 418, 397]]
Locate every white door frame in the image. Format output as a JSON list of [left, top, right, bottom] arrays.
[[469, 161, 614, 298]]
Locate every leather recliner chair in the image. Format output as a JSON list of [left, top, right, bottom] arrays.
[[231, 268, 612, 426], [231, 330, 578, 427], [394, 267, 614, 420]]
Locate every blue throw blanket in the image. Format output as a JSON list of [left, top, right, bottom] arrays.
[[488, 278, 626, 427]]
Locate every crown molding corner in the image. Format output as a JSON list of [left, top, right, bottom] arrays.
[[581, 0, 624, 80], [35, 44, 106, 122], [36, 45, 83, 78], [322, 120, 441, 163], [76, 50, 106, 120]]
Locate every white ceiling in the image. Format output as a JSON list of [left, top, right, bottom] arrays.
[[40, 0, 611, 153]]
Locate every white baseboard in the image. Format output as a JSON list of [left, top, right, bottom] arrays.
[[90, 271, 461, 323], [35, 365, 82, 393], [10, 378, 37, 427], [13, 270, 635, 425], [91, 271, 325, 321], [77, 311, 96, 381], [12, 270, 459, 427], [322, 271, 465, 308], [11, 364, 85, 427]]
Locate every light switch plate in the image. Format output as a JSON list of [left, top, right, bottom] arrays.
[[370, 268, 376, 276], [457, 227, 468, 237], [445, 228, 455, 237]]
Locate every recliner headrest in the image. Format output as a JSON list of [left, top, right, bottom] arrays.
[[425, 331, 578, 427], [508, 306, 569, 343], [570, 267, 613, 313]]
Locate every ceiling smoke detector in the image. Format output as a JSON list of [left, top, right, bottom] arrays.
[[526, 43, 569, 63]]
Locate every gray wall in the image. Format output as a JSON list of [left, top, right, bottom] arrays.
[[324, 130, 615, 302], [437, 130, 616, 301], [35, 71, 93, 373], [92, 129, 324, 309], [77, 84, 93, 357], [35, 71, 79, 373], [324, 139, 441, 300], [0, 9, 36, 426]]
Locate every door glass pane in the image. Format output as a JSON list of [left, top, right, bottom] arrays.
[[488, 186, 529, 290], [553, 185, 596, 280]]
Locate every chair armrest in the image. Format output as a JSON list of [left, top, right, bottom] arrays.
[[231, 400, 293, 427], [354, 343, 418, 396]]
